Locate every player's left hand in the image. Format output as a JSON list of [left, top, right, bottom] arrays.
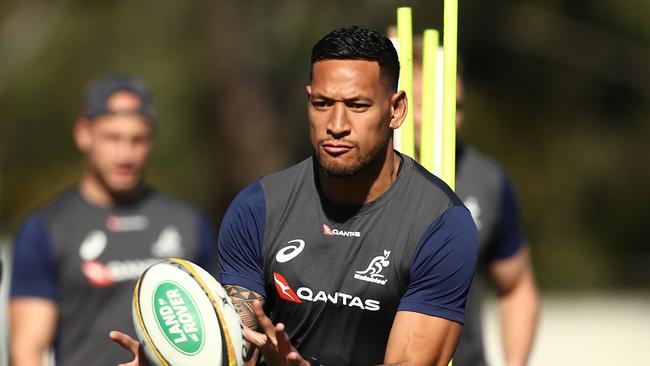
[[244, 300, 310, 366]]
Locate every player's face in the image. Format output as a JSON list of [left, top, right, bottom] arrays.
[[79, 91, 153, 194], [307, 60, 402, 177]]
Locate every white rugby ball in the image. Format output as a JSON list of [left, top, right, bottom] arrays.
[[132, 258, 246, 366]]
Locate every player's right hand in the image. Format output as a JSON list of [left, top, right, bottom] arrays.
[[244, 300, 309, 366], [109, 330, 150, 366]]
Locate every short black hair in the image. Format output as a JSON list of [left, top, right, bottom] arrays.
[[310, 25, 400, 91]]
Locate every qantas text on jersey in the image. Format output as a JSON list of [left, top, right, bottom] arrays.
[[273, 272, 380, 311], [297, 287, 380, 311]]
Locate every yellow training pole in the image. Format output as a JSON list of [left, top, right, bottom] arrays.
[[442, 0, 458, 190], [397, 7, 414, 158], [386, 25, 402, 152], [420, 29, 439, 173], [433, 47, 444, 178]]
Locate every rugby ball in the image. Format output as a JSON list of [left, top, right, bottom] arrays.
[[132, 258, 246, 366]]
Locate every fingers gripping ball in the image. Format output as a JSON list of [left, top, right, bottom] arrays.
[[132, 258, 246, 366]]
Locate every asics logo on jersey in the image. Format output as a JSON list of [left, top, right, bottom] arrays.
[[354, 250, 391, 285], [79, 230, 107, 261], [275, 239, 305, 263], [322, 224, 361, 237], [273, 272, 302, 303], [273, 272, 380, 311]]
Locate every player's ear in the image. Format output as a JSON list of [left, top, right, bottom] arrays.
[[305, 85, 312, 101], [74, 118, 92, 153], [389, 90, 407, 129]]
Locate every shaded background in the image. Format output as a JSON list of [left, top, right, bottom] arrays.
[[1, 0, 649, 364]]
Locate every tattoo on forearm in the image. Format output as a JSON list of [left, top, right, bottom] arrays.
[[224, 285, 264, 330]]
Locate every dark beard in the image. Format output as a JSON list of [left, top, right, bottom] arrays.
[[317, 134, 390, 177], [92, 167, 146, 204]]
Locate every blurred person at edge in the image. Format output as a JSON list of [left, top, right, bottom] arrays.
[[412, 44, 540, 366], [9, 75, 217, 366]]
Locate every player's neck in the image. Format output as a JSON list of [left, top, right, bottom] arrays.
[[79, 170, 144, 208], [318, 145, 401, 207]]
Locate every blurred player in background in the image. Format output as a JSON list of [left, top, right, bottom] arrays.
[[9, 75, 217, 366], [412, 43, 541, 366]]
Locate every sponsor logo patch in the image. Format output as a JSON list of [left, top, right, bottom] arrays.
[[273, 272, 302, 303], [322, 224, 361, 237], [354, 250, 391, 285], [78, 228, 185, 287], [273, 273, 380, 311], [153, 281, 204, 355], [81, 260, 114, 287], [106, 215, 149, 232], [275, 239, 305, 263], [150, 226, 185, 258], [297, 287, 380, 311]]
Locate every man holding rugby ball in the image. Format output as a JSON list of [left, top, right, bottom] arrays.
[[114, 26, 478, 366]]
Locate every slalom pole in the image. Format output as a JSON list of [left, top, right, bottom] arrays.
[[397, 7, 414, 158], [420, 29, 439, 173], [442, 0, 458, 190]]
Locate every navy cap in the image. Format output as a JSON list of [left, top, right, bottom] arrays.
[[83, 74, 155, 121]]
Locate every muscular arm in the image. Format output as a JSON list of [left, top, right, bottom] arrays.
[[380, 206, 478, 366], [224, 284, 265, 329], [224, 285, 266, 366], [384, 311, 461, 366], [490, 246, 540, 366], [10, 298, 58, 366]]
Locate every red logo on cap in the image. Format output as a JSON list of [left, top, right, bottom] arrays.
[[273, 272, 302, 303]]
